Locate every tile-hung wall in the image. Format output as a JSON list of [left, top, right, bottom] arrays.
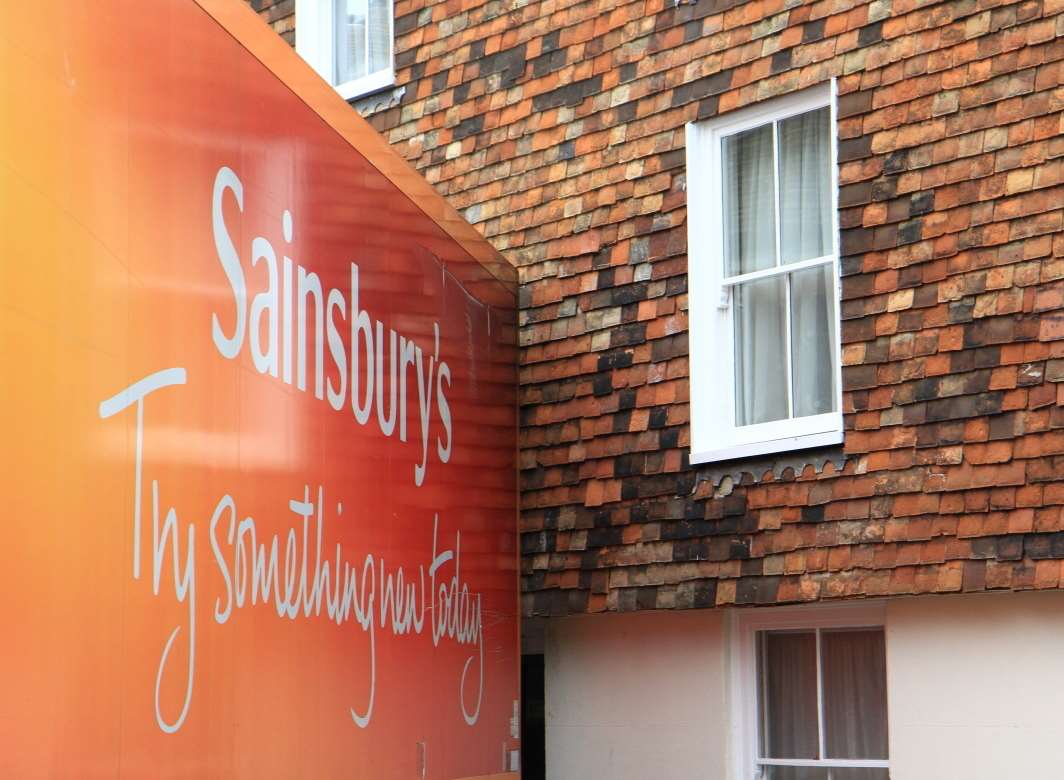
[[259, 0, 1064, 616], [248, 0, 295, 43]]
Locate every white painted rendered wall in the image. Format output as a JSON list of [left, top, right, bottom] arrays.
[[542, 591, 1064, 780], [886, 589, 1064, 780], [544, 610, 729, 780]]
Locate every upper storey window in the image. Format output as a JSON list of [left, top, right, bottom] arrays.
[[685, 83, 843, 464], [296, 0, 395, 100]]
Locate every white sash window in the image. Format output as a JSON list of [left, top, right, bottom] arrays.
[[686, 83, 843, 463], [296, 0, 395, 100]]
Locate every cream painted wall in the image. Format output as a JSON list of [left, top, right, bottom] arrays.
[[544, 610, 729, 780], [542, 591, 1064, 780], [887, 590, 1064, 780]]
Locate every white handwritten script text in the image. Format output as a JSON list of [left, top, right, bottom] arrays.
[[100, 369, 483, 734], [96, 166, 486, 735]]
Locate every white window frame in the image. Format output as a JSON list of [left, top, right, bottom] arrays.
[[686, 81, 844, 464], [729, 601, 889, 780], [295, 0, 395, 100]]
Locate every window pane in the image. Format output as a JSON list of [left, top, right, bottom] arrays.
[[763, 768, 828, 780], [758, 631, 818, 760], [735, 276, 788, 426], [722, 123, 776, 276], [763, 769, 888, 780], [335, 0, 368, 83], [822, 629, 889, 760], [367, 0, 390, 74], [789, 264, 837, 418], [779, 107, 832, 265], [831, 770, 890, 780]]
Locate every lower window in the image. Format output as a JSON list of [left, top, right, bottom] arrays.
[[734, 605, 889, 780]]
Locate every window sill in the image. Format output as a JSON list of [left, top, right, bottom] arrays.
[[336, 69, 396, 101], [689, 428, 844, 465]]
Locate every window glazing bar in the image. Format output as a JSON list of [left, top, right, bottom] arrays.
[[720, 254, 834, 287], [755, 758, 890, 768]]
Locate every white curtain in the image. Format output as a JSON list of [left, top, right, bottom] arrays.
[[334, 0, 368, 82], [368, 0, 390, 74], [724, 124, 787, 426], [779, 107, 832, 263], [726, 109, 836, 426], [790, 265, 836, 418], [780, 107, 836, 418], [735, 277, 788, 426], [723, 124, 776, 276]]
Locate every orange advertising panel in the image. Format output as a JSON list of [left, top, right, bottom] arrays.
[[0, 2, 519, 778]]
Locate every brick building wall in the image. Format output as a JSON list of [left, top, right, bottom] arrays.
[[259, 0, 1064, 617]]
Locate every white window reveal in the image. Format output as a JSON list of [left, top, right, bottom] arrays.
[[295, 0, 395, 100], [731, 603, 889, 780], [686, 83, 843, 463]]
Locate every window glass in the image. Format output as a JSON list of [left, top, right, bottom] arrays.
[[333, 0, 390, 86], [684, 85, 843, 462], [755, 625, 889, 779], [764, 770, 889, 780], [822, 629, 889, 760], [722, 106, 838, 429], [734, 276, 788, 426], [368, 0, 391, 74], [334, 0, 368, 84], [789, 264, 837, 419], [763, 769, 828, 780], [758, 631, 818, 760], [778, 107, 833, 265], [722, 124, 776, 277]]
